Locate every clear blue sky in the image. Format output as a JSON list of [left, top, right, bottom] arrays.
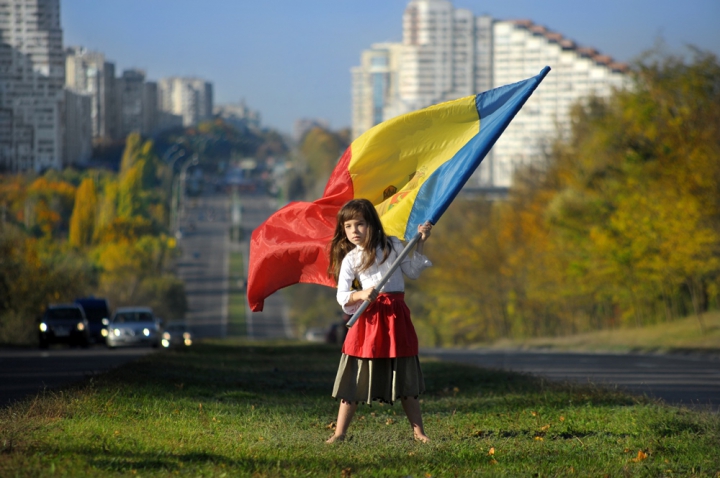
[[62, 0, 720, 134]]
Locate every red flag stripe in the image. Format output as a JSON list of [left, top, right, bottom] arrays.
[[247, 147, 354, 311]]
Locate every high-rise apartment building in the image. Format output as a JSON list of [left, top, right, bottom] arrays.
[[0, 0, 65, 172], [351, 43, 403, 139], [352, 0, 629, 188], [65, 46, 118, 141], [142, 81, 158, 136], [115, 69, 159, 138], [158, 77, 213, 127], [63, 89, 92, 166]]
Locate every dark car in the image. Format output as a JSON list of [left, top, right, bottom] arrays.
[[38, 304, 90, 348], [326, 321, 348, 345], [74, 297, 110, 344], [161, 322, 193, 348]]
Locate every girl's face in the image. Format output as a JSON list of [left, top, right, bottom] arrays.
[[344, 217, 368, 246]]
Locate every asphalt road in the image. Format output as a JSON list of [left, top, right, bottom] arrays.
[[176, 188, 292, 340], [238, 193, 293, 340], [423, 348, 720, 410], [175, 191, 231, 338], [0, 347, 155, 408]]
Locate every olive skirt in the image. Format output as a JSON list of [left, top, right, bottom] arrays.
[[331, 353, 425, 405]]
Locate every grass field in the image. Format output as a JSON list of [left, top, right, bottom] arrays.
[[1, 341, 719, 477], [485, 311, 720, 355]]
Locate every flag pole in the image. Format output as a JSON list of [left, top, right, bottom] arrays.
[[346, 231, 423, 328]]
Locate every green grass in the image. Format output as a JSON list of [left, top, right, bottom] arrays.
[[2, 341, 719, 477], [486, 311, 720, 355], [227, 251, 246, 337]]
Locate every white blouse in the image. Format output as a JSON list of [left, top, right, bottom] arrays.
[[336, 236, 432, 315]]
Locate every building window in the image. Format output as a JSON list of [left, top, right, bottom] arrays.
[[372, 73, 386, 125], [371, 56, 388, 67]]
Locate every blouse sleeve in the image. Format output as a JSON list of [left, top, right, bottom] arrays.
[[336, 254, 361, 315], [395, 236, 432, 280]]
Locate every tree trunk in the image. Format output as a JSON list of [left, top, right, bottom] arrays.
[[686, 278, 706, 333], [661, 283, 673, 323]]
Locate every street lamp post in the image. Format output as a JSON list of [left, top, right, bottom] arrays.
[[176, 154, 199, 233], [167, 150, 186, 237]]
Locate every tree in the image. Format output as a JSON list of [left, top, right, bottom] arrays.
[[117, 162, 144, 219], [119, 132, 143, 178], [26, 176, 76, 238], [297, 127, 349, 198], [410, 48, 720, 345], [68, 177, 98, 248], [95, 180, 118, 239]]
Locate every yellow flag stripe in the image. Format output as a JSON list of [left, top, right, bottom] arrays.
[[348, 96, 480, 238]]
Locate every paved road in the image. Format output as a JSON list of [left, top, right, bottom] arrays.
[[176, 191, 231, 338], [238, 193, 293, 340], [423, 348, 720, 410], [176, 188, 291, 340], [0, 347, 155, 408]]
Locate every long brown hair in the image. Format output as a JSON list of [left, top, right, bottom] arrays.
[[327, 199, 391, 283]]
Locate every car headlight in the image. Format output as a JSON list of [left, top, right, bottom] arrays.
[[39, 322, 47, 332], [143, 328, 150, 337], [77, 322, 85, 331], [162, 332, 171, 340], [183, 332, 191, 340], [161, 339, 170, 348], [113, 328, 121, 337], [101, 328, 108, 337]]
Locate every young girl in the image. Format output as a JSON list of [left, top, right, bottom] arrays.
[[326, 198, 433, 443]]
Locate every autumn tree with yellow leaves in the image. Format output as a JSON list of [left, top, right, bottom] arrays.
[[412, 48, 720, 345], [68, 177, 98, 248]]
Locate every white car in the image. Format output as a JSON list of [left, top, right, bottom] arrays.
[[304, 327, 327, 343], [106, 307, 162, 348]]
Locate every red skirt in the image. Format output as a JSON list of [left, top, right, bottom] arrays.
[[342, 293, 419, 359]]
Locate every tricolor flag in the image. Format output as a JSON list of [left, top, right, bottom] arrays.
[[248, 66, 550, 311]]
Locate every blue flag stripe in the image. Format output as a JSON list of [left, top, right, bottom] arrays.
[[404, 66, 551, 238]]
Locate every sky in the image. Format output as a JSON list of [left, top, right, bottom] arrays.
[[62, 0, 720, 134]]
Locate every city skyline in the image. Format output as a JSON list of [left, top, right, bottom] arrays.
[[351, 4, 629, 188], [62, 0, 720, 134]]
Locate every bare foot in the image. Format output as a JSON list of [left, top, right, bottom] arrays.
[[325, 434, 346, 444], [414, 433, 430, 443]]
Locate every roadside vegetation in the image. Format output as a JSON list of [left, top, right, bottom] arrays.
[[409, 48, 720, 348], [282, 126, 350, 203], [486, 310, 720, 354], [1, 341, 718, 476], [0, 133, 186, 344]]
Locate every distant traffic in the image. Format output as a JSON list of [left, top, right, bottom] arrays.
[[37, 298, 192, 350]]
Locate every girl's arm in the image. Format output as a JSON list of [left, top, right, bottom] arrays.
[[415, 222, 432, 255], [346, 287, 378, 306]]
